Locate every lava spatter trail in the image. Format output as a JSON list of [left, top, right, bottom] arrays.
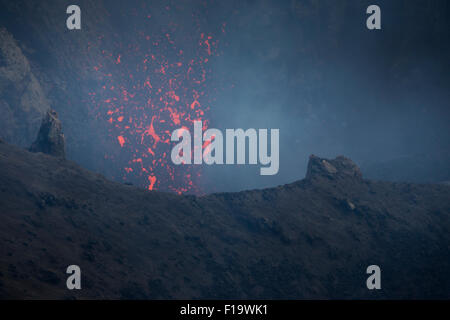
[[85, 4, 224, 194]]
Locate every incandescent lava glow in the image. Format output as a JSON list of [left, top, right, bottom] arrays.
[[86, 6, 223, 194]]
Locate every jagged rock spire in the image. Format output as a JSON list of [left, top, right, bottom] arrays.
[[29, 109, 65, 158], [306, 155, 362, 180]]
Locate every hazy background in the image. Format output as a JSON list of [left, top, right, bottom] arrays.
[[0, 0, 449, 193]]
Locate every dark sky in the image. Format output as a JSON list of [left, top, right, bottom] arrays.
[[198, 0, 450, 191]]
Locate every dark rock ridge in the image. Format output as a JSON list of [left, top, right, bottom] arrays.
[[0, 140, 449, 299], [0, 27, 49, 147], [29, 109, 65, 158]]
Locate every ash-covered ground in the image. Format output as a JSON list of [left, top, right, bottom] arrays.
[[0, 136, 449, 299]]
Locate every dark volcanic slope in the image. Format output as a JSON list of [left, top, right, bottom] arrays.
[[0, 139, 449, 299]]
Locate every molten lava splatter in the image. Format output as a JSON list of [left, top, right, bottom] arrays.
[[117, 135, 125, 147], [86, 5, 224, 194]]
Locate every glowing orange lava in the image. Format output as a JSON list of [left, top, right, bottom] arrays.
[[86, 6, 223, 194]]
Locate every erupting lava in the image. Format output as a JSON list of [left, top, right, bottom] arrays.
[[85, 6, 224, 194]]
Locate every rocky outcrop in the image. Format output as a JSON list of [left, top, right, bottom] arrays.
[[29, 109, 65, 158], [305, 154, 362, 180], [0, 27, 50, 147]]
